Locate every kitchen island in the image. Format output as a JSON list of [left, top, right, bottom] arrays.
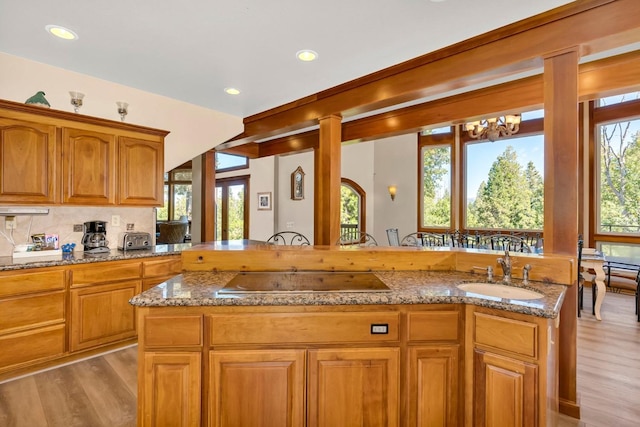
[[131, 244, 573, 427]]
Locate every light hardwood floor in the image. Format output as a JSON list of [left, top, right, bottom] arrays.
[[0, 289, 637, 427]]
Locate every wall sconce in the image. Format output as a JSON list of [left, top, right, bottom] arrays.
[[116, 101, 129, 122], [69, 91, 84, 113], [388, 185, 397, 201]]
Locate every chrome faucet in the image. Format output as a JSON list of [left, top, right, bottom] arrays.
[[472, 265, 494, 282], [522, 264, 532, 285], [496, 250, 512, 283]]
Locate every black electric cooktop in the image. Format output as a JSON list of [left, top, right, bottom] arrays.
[[218, 271, 390, 294]]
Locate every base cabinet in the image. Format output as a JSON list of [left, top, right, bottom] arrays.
[[143, 352, 201, 427], [308, 348, 399, 427], [408, 345, 460, 426], [209, 350, 306, 427], [473, 350, 537, 427], [70, 279, 140, 351]]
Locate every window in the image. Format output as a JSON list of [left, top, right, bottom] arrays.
[[341, 178, 366, 234], [465, 135, 544, 230], [595, 116, 640, 235], [597, 91, 640, 107], [215, 177, 249, 241], [157, 164, 193, 222], [421, 144, 451, 228], [215, 152, 248, 172]]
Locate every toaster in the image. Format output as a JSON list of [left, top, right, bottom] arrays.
[[118, 232, 152, 251]]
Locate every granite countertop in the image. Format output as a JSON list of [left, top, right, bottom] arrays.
[[0, 243, 191, 271], [130, 270, 567, 319]]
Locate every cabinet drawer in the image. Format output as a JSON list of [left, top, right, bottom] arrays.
[[142, 257, 182, 278], [0, 291, 65, 334], [0, 269, 65, 298], [0, 324, 65, 371], [209, 312, 400, 346], [407, 311, 460, 342], [144, 315, 203, 348], [71, 262, 141, 286], [474, 313, 538, 358]]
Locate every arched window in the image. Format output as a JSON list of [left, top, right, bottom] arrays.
[[341, 178, 366, 235]]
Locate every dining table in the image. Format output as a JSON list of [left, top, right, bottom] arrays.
[[582, 249, 607, 320]]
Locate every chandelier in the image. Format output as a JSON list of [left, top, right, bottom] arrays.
[[465, 114, 522, 142]]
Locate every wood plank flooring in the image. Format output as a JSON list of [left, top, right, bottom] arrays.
[[0, 345, 137, 427], [0, 289, 637, 427]]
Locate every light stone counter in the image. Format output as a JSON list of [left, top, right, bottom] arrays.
[[129, 270, 567, 319], [0, 243, 191, 271]]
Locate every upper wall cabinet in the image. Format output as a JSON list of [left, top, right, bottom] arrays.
[[0, 117, 58, 204], [118, 136, 163, 205], [62, 128, 117, 205], [0, 99, 168, 207]]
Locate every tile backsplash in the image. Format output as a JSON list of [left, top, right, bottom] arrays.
[[0, 206, 156, 257]]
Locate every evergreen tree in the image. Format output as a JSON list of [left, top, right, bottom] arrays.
[[422, 146, 450, 226]]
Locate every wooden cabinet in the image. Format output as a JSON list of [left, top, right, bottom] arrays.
[[118, 136, 164, 206], [473, 350, 537, 427], [209, 349, 306, 427], [142, 256, 183, 291], [70, 279, 140, 351], [0, 117, 58, 203], [468, 307, 557, 427], [407, 309, 463, 426], [143, 352, 201, 427], [0, 269, 66, 373], [70, 261, 141, 352], [0, 99, 168, 207], [62, 127, 116, 204], [308, 347, 399, 427]]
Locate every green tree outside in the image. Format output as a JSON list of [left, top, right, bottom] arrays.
[[422, 146, 451, 227]]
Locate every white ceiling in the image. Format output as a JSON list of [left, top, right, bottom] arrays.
[[0, 0, 576, 119]]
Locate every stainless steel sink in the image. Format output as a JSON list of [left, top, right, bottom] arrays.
[[457, 282, 544, 300], [218, 271, 390, 294]]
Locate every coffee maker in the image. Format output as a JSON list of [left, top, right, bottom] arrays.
[[82, 220, 110, 253]]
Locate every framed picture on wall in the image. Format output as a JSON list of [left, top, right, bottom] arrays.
[[257, 192, 272, 210], [291, 166, 305, 200]]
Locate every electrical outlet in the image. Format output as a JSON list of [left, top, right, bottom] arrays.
[[126, 223, 135, 231], [111, 215, 121, 227], [5, 216, 16, 230], [73, 224, 83, 232]]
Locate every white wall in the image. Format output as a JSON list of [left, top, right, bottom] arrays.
[[275, 152, 315, 242], [373, 134, 419, 243], [0, 52, 243, 171]]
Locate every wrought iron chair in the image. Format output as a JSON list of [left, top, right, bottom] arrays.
[[450, 230, 480, 248], [603, 260, 640, 322], [266, 231, 310, 246], [386, 228, 400, 246], [401, 232, 447, 247], [487, 234, 532, 253], [337, 232, 378, 247]]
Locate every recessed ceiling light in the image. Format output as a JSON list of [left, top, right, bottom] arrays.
[[45, 25, 78, 40], [296, 50, 318, 62], [224, 87, 241, 95]]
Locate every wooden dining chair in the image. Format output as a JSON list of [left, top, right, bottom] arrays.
[[266, 231, 310, 245], [604, 260, 640, 322]]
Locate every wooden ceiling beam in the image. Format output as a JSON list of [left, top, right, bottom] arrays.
[[240, 0, 639, 140]]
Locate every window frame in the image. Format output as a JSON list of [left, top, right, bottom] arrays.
[[158, 162, 193, 223], [418, 130, 454, 231]]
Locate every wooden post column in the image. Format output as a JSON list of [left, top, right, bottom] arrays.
[[201, 150, 216, 243], [314, 115, 342, 245], [543, 48, 580, 418]]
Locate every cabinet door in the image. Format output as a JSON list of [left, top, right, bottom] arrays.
[[142, 256, 182, 291], [0, 118, 57, 203], [473, 349, 538, 427], [118, 136, 163, 206], [62, 127, 116, 204], [209, 349, 306, 427], [70, 279, 140, 351], [308, 347, 400, 427], [142, 352, 201, 427], [408, 345, 460, 427]]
